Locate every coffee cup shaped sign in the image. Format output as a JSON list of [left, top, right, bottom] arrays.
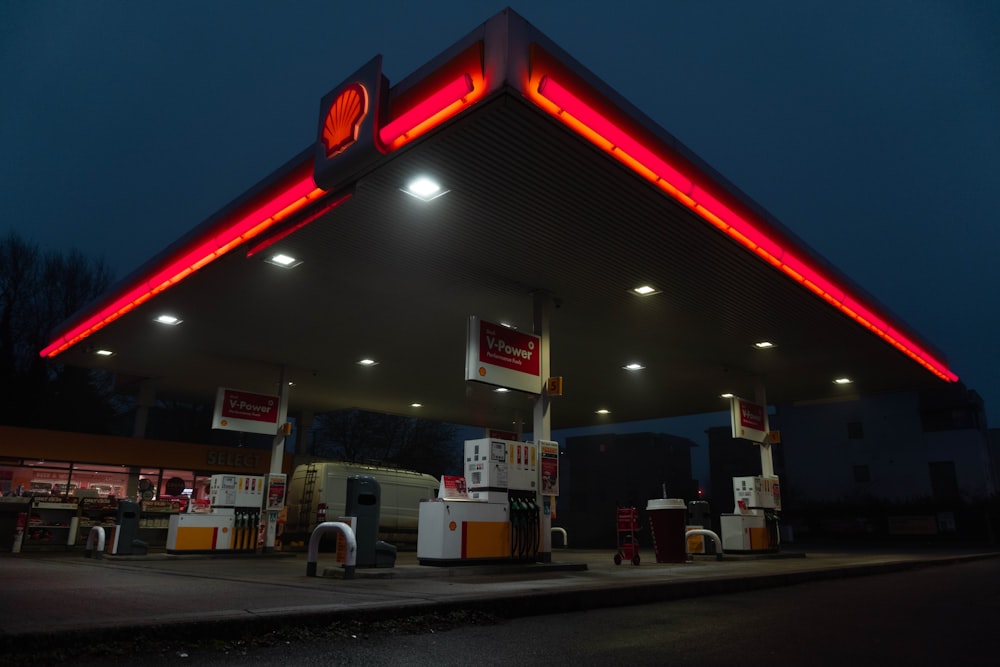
[[165, 477, 186, 496]]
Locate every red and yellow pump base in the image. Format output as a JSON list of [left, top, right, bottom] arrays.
[[417, 499, 512, 565]]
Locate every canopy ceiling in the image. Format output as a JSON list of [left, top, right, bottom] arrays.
[[44, 9, 956, 433]]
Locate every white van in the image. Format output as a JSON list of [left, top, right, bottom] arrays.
[[283, 461, 438, 547]]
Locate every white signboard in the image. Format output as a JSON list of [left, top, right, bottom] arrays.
[[465, 316, 542, 394], [212, 387, 280, 435], [729, 395, 769, 443]]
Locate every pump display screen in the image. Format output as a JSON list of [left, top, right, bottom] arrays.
[[490, 441, 506, 462]]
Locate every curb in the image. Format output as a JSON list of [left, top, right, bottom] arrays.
[[2, 552, 997, 658]]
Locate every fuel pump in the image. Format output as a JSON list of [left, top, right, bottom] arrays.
[[721, 395, 781, 554], [720, 475, 781, 553], [222, 476, 263, 553], [166, 474, 264, 554], [417, 438, 554, 565]]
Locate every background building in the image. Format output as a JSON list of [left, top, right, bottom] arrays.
[[559, 432, 697, 548], [707, 384, 996, 541]]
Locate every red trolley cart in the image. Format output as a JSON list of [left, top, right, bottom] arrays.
[[614, 507, 641, 565]]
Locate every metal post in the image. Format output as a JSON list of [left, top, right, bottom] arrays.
[[755, 383, 774, 477], [533, 291, 553, 563], [266, 366, 290, 550], [270, 365, 289, 476], [127, 379, 157, 500]]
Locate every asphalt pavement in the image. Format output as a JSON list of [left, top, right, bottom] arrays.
[[1, 543, 997, 654]]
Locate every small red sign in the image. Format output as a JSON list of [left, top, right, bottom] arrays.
[[441, 476, 468, 500], [220, 389, 279, 424], [478, 322, 540, 376]]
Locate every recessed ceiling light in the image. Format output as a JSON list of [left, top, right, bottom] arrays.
[[410, 403, 422, 408], [357, 358, 378, 366], [834, 377, 853, 385], [720, 393, 735, 399], [623, 363, 645, 371], [403, 177, 449, 201], [155, 314, 182, 325], [753, 341, 776, 349], [265, 253, 302, 269], [631, 285, 659, 296], [94, 349, 115, 357], [595, 408, 611, 415], [494, 387, 510, 393]]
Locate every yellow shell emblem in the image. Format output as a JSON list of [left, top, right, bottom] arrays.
[[322, 83, 369, 158]]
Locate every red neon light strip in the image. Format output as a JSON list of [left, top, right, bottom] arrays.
[[533, 75, 957, 383], [245, 191, 352, 258], [43, 61, 486, 358], [379, 73, 478, 150], [41, 174, 326, 358]]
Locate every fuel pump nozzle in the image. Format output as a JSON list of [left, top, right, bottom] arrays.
[[526, 498, 540, 557], [509, 496, 522, 558]]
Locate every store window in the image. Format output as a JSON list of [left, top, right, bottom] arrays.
[[69, 463, 130, 499], [2, 461, 220, 505], [159, 470, 193, 500], [157, 469, 214, 510], [137, 469, 162, 500], [11, 460, 71, 497]]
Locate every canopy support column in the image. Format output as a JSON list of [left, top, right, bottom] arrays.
[[533, 290, 553, 563], [755, 383, 774, 477]]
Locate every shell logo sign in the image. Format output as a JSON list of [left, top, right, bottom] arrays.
[[321, 83, 369, 158], [313, 55, 387, 192]]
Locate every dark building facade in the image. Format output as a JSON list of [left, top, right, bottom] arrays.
[[713, 385, 995, 541], [558, 432, 696, 548]]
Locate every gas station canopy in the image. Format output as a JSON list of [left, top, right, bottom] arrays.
[[43, 9, 957, 432]]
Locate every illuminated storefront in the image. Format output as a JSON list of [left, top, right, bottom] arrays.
[[0, 425, 286, 503]]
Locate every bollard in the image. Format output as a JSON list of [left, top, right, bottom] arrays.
[[685, 528, 724, 560], [85, 526, 106, 560], [306, 521, 357, 579]]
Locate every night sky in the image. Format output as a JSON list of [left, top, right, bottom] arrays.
[[2, 2, 998, 428]]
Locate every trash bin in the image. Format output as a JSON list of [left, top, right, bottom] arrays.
[[646, 498, 687, 563], [345, 476, 381, 568], [114, 500, 140, 555]]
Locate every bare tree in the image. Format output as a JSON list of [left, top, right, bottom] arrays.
[[0, 231, 115, 431], [311, 409, 460, 476]]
